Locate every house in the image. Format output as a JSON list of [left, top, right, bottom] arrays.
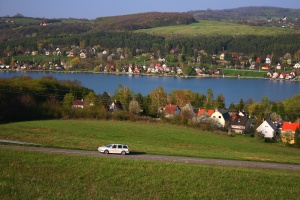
[[31, 51, 38, 56], [109, 100, 124, 112], [279, 73, 286, 79], [281, 122, 300, 144], [285, 72, 296, 80], [261, 64, 270, 70], [211, 108, 231, 128], [220, 53, 225, 60], [197, 109, 214, 117], [272, 72, 280, 79], [256, 119, 279, 139], [276, 63, 282, 70], [67, 51, 74, 57], [164, 104, 181, 118], [231, 115, 251, 134], [80, 52, 87, 59], [293, 62, 300, 69], [72, 99, 84, 109]]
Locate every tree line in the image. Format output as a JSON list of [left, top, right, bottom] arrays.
[[1, 76, 299, 126]]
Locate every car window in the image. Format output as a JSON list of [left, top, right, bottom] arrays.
[[112, 145, 116, 148], [117, 145, 122, 148], [106, 144, 112, 148], [123, 145, 128, 149]]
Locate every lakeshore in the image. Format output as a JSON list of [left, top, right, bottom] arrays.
[[1, 70, 299, 106]]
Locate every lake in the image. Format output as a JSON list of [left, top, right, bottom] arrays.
[[1, 71, 299, 106]]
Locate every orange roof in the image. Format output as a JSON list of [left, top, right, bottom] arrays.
[[73, 99, 83, 106], [197, 109, 214, 116], [282, 122, 300, 132], [165, 104, 177, 114], [164, 104, 179, 114]]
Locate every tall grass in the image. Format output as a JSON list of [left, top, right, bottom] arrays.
[[1, 149, 299, 199], [1, 120, 300, 164]]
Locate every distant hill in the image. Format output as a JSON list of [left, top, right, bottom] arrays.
[[188, 6, 300, 20], [93, 12, 196, 31]]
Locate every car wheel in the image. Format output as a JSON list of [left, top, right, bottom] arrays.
[[121, 151, 126, 155], [104, 150, 109, 154]]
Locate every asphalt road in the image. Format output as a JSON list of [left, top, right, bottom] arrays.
[[1, 144, 300, 171]]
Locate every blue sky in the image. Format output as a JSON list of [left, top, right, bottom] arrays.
[[0, 0, 299, 19]]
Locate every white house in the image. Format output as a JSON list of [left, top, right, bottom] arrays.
[[220, 53, 225, 60], [293, 62, 300, 69], [256, 119, 279, 138], [211, 109, 231, 127]]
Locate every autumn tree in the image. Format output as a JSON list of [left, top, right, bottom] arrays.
[[215, 94, 225, 109], [62, 93, 75, 118], [170, 89, 192, 107], [113, 84, 134, 110], [129, 100, 141, 115], [149, 86, 167, 117], [204, 88, 214, 109], [283, 94, 300, 121]]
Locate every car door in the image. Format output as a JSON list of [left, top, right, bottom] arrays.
[[110, 144, 118, 154], [116, 144, 123, 154]]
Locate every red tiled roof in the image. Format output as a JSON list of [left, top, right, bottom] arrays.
[[282, 122, 300, 132], [73, 99, 83, 105], [165, 104, 178, 114], [197, 109, 214, 116]]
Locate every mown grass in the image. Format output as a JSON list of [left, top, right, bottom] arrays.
[[136, 20, 299, 36], [222, 69, 267, 77], [1, 120, 300, 164], [1, 148, 299, 199]]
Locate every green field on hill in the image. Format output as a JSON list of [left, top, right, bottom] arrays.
[[1, 120, 299, 164], [1, 119, 300, 199], [1, 148, 299, 199], [136, 20, 299, 36]]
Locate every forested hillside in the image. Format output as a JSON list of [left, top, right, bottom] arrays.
[[94, 12, 196, 31]]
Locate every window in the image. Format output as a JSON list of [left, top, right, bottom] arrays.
[[118, 145, 122, 148], [123, 145, 128, 149]]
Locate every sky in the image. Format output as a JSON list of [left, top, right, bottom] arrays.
[[0, 0, 299, 19]]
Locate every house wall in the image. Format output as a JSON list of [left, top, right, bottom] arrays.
[[256, 122, 275, 138], [211, 111, 225, 127]]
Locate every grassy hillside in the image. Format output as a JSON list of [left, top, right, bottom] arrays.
[[1, 148, 299, 199], [136, 20, 299, 36], [189, 6, 300, 20], [1, 120, 300, 164]]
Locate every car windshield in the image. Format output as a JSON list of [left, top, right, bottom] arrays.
[[105, 144, 112, 147]]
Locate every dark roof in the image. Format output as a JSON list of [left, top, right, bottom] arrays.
[[231, 116, 250, 126], [265, 119, 278, 130], [110, 100, 123, 111], [218, 109, 231, 121]]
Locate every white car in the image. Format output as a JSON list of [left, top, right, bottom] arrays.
[[98, 144, 129, 155]]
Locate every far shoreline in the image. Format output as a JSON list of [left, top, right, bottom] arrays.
[[1, 69, 300, 82]]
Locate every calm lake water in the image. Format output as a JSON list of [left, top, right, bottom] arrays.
[[1, 71, 299, 106]]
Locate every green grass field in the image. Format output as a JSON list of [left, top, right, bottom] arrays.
[[222, 69, 267, 77], [1, 148, 300, 199], [136, 20, 299, 36], [1, 120, 300, 199], [1, 120, 300, 164]]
